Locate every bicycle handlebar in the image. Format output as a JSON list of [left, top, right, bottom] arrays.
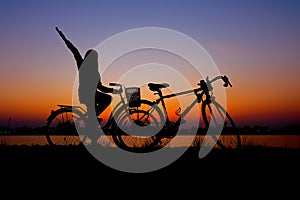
[[221, 75, 232, 87], [198, 75, 232, 88], [109, 82, 122, 87]]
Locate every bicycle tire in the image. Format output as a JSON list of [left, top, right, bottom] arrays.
[[201, 99, 241, 150], [45, 107, 87, 146], [111, 100, 168, 153]]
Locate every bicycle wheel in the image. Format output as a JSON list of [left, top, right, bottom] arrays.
[[202, 99, 241, 150], [111, 100, 168, 153], [46, 107, 87, 145]]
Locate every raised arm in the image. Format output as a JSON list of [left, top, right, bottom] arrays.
[[55, 27, 83, 69]]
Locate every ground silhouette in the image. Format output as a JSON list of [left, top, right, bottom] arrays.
[[0, 144, 298, 197]]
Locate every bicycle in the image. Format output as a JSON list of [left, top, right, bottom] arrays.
[[45, 75, 241, 154], [45, 83, 163, 147], [111, 75, 241, 153]]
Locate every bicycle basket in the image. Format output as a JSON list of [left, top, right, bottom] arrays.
[[125, 87, 141, 107]]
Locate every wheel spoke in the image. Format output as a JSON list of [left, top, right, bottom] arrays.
[[46, 107, 88, 146], [111, 100, 168, 152], [202, 100, 241, 150]]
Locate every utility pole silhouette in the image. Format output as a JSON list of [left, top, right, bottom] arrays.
[[9, 117, 11, 128], [8, 117, 11, 133]]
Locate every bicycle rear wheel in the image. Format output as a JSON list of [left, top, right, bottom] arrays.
[[111, 100, 168, 153], [46, 107, 87, 145], [202, 99, 241, 150]]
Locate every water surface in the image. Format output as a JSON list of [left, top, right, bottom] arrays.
[[1, 135, 299, 148]]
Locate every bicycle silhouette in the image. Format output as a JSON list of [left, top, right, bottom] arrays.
[[45, 75, 241, 153], [45, 82, 129, 146]]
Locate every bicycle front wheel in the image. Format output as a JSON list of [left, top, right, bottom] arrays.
[[46, 107, 87, 145], [202, 99, 241, 150], [111, 100, 167, 153]]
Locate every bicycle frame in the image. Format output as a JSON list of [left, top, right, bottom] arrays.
[[145, 76, 226, 130], [155, 87, 204, 125]]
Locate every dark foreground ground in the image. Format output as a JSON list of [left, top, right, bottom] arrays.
[[0, 144, 299, 197]]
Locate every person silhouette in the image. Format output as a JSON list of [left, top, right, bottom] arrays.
[[55, 27, 121, 144]]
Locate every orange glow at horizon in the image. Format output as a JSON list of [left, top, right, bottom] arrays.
[[1, 48, 299, 129]]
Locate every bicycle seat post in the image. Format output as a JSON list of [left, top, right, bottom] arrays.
[[157, 89, 169, 113]]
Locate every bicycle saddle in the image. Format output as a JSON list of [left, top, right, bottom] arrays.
[[148, 83, 169, 91]]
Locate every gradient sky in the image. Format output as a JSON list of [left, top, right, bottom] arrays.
[[0, 0, 299, 129]]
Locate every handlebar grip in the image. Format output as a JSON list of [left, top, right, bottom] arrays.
[[109, 83, 122, 87], [109, 83, 117, 86], [222, 76, 232, 87]]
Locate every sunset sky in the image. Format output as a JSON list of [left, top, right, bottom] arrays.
[[0, 0, 299, 129]]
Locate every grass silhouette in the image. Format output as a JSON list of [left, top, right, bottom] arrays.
[[1, 143, 298, 170]]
